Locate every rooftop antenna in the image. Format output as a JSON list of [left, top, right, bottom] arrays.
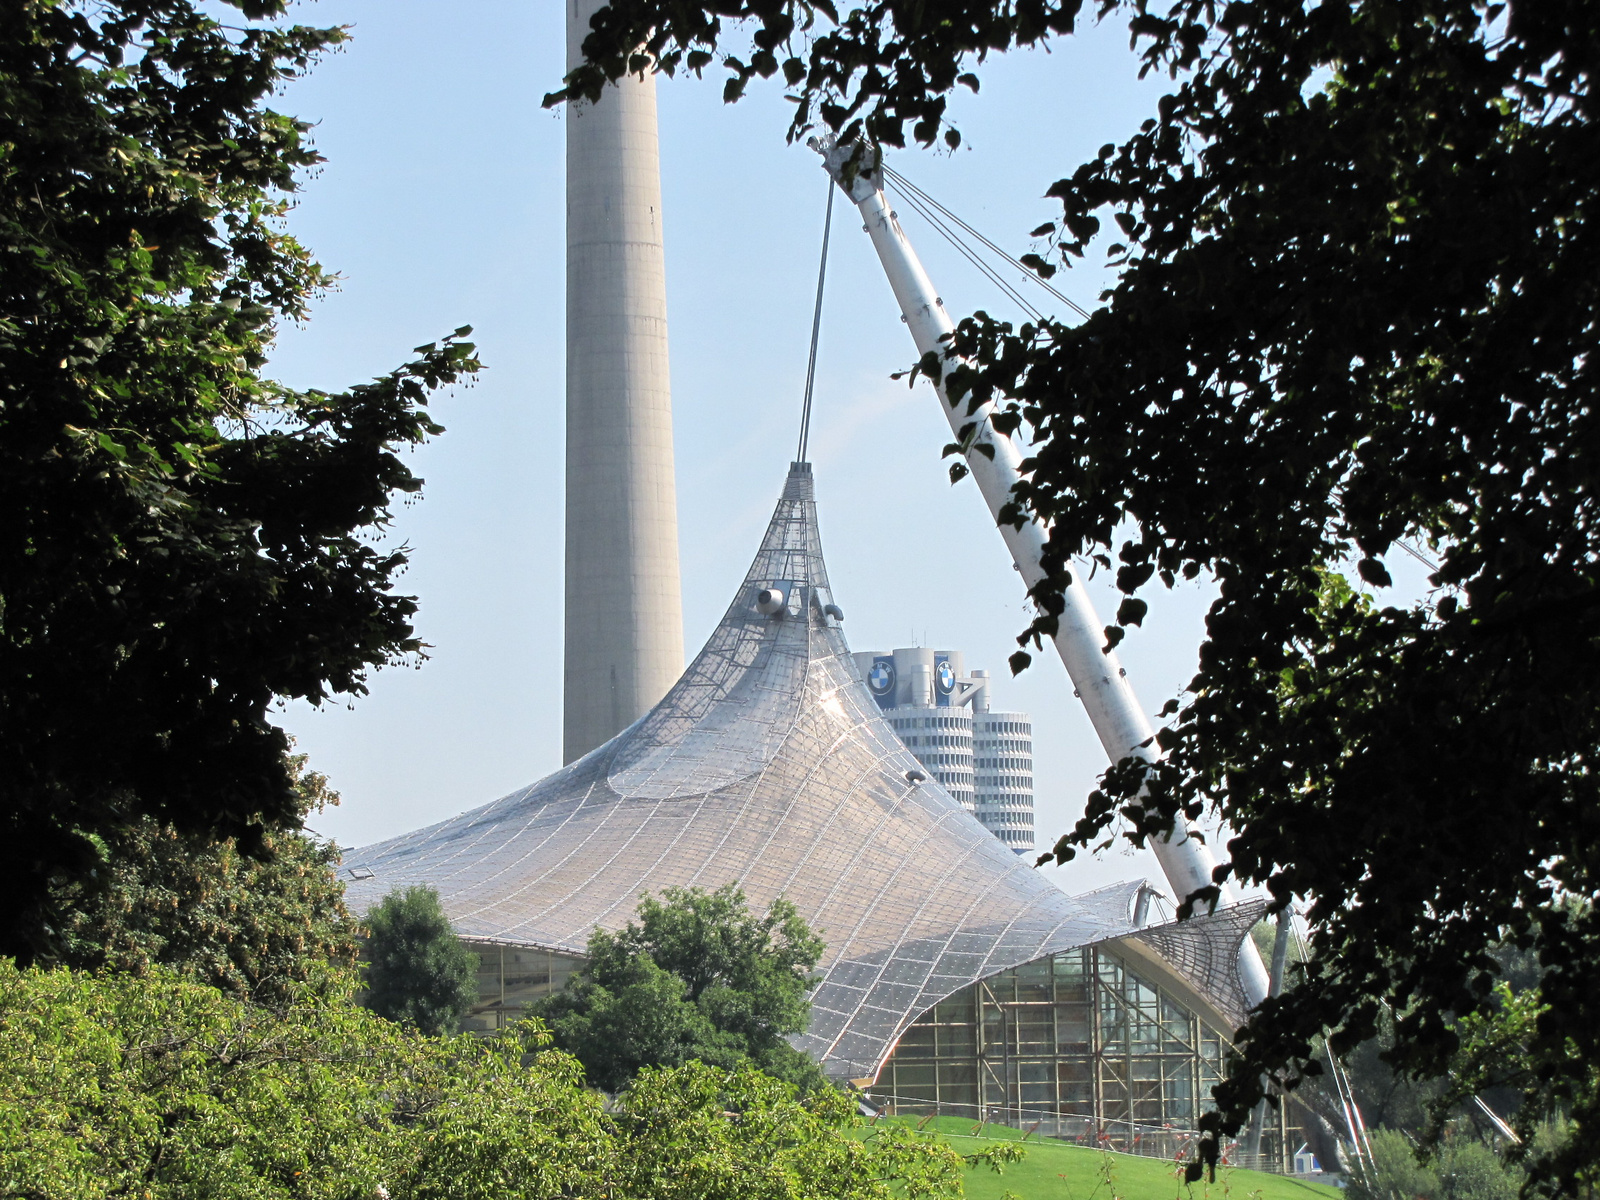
[[795, 178, 835, 464]]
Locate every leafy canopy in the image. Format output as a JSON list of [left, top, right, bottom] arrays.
[[362, 884, 478, 1037], [532, 884, 827, 1092], [0, 961, 987, 1199], [0, 0, 480, 961], [556, 1, 1599, 1192], [41, 747, 358, 1007], [1347, 1130, 1523, 1200]]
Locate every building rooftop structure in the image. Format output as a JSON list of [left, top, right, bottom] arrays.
[[855, 647, 1036, 854], [346, 463, 1258, 1082]]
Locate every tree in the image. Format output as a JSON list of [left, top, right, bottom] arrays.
[[1347, 1129, 1445, 1200], [0, 960, 418, 1198], [39, 747, 359, 1006], [362, 884, 478, 1036], [552, 2, 1599, 1191], [603, 1060, 1024, 1200], [1347, 1131, 1525, 1200], [0, 0, 480, 963], [0, 961, 988, 1199], [1436, 1142, 1523, 1200], [531, 884, 826, 1093]]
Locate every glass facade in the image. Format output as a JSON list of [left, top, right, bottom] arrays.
[[885, 709, 974, 808], [973, 712, 1033, 853], [461, 941, 587, 1032], [874, 943, 1297, 1164]]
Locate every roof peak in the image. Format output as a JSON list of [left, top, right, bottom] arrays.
[[342, 462, 1138, 1078], [783, 459, 814, 500]]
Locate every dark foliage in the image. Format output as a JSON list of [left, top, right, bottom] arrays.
[[555, 2, 1598, 1191], [41, 749, 358, 1007], [361, 884, 478, 1037], [531, 884, 826, 1093], [0, 0, 480, 962]]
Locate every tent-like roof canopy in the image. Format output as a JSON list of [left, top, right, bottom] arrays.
[[346, 463, 1249, 1077]]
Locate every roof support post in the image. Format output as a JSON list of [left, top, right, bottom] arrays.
[[813, 137, 1269, 1007]]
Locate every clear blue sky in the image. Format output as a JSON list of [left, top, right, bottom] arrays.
[[268, 1, 1238, 898]]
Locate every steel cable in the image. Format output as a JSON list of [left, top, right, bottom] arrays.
[[882, 163, 1095, 323], [796, 177, 835, 463]]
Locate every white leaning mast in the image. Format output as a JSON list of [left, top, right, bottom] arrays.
[[813, 137, 1270, 1006]]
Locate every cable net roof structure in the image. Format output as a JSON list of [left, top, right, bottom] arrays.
[[1125, 897, 1269, 1032], [346, 463, 1247, 1077]]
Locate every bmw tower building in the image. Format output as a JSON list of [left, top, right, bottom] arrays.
[[852, 648, 1035, 855]]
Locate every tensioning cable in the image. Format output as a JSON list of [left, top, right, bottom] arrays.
[[795, 177, 835, 464], [881, 163, 1095, 324], [898, 185, 1047, 322]]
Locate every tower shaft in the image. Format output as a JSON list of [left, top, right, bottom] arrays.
[[564, 0, 684, 763]]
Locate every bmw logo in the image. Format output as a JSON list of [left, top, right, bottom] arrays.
[[868, 660, 895, 695], [935, 660, 956, 694]]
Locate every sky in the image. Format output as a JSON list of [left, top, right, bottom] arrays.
[[267, 1, 1246, 900]]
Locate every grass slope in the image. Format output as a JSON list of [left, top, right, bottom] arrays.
[[885, 1117, 1341, 1200]]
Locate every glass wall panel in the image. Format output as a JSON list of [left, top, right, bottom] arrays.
[[1163, 1058, 1195, 1122], [937, 1024, 975, 1056], [1053, 951, 1088, 1003], [872, 943, 1302, 1165], [1015, 1007, 1053, 1054], [1017, 1060, 1052, 1105], [1015, 959, 1052, 1002], [1056, 1004, 1090, 1050], [460, 941, 587, 1032], [897, 1025, 935, 1058], [503, 948, 552, 1006], [939, 1062, 976, 1091], [1057, 1060, 1093, 1115]]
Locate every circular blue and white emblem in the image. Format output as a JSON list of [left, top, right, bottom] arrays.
[[935, 660, 956, 694], [868, 660, 896, 695]]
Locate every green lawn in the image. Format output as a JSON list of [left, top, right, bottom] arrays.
[[877, 1117, 1342, 1200]]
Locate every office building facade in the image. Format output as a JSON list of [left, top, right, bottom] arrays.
[[853, 648, 1034, 854]]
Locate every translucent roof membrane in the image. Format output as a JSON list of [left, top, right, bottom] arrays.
[[346, 464, 1251, 1078]]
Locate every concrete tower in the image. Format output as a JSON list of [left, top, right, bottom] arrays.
[[564, 0, 684, 763]]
